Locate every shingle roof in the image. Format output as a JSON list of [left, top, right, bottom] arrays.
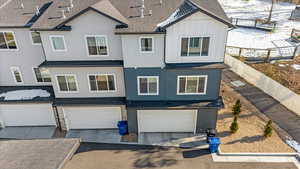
[[30, 0, 232, 32], [0, 0, 52, 28], [1, 0, 232, 31]]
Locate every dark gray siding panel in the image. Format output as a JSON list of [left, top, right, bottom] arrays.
[[127, 108, 138, 133], [165, 69, 221, 101], [124, 68, 221, 101], [124, 68, 165, 100], [196, 108, 218, 133]]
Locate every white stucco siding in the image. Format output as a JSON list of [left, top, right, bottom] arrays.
[[40, 10, 123, 61], [165, 12, 228, 63], [49, 67, 125, 98], [121, 34, 165, 68], [0, 29, 47, 86]]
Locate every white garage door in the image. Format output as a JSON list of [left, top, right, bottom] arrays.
[[0, 103, 56, 126], [138, 110, 197, 133], [63, 106, 122, 129]]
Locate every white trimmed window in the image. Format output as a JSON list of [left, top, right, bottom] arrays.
[[33, 68, 51, 83], [85, 35, 108, 56], [181, 37, 210, 56], [177, 75, 207, 95], [88, 74, 116, 92], [138, 76, 159, 95], [56, 75, 78, 92], [0, 31, 17, 50], [30, 32, 42, 45], [10, 67, 23, 84], [140, 37, 153, 52], [50, 35, 66, 51]]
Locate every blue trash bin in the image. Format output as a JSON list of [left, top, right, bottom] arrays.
[[117, 121, 128, 135], [208, 137, 220, 153]]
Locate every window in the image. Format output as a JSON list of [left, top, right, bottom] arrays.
[[88, 74, 116, 92], [0, 31, 17, 50], [56, 75, 78, 92], [30, 32, 42, 44], [140, 37, 153, 52], [10, 67, 23, 84], [50, 35, 66, 51], [138, 76, 159, 95], [181, 37, 210, 56], [85, 35, 108, 56], [177, 75, 207, 95], [33, 68, 51, 83]]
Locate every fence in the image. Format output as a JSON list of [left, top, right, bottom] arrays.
[[225, 55, 300, 115], [226, 45, 297, 62], [231, 18, 277, 31]]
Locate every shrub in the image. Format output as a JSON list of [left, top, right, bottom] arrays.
[[230, 116, 239, 133], [264, 120, 273, 138], [232, 99, 242, 116]]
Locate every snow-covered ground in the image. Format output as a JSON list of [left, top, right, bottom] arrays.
[[0, 89, 50, 100], [219, 0, 300, 49]]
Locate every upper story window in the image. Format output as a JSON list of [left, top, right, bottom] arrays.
[[177, 75, 207, 95], [50, 35, 66, 52], [56, 75, 78, 92], [138, 76, 159, 95], [85, 35, 108, 56], [33, 68, 51, 83], [88, 74, 116, 92], [10, 67, 23, 84], [181, 37, 210, 56], [0, 31, 17, 50], [30, 32, 42, 45], [140, 37, 153, 53]]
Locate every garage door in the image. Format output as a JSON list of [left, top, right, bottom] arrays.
[[138, 110, 197, 133], [63, 106, 122, 129], [0, 103, 56, 126]]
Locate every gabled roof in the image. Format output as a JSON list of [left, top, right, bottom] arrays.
[[0, 0, 52, 28], [1, 0, 232, 32], [31, 0, 129, 30]]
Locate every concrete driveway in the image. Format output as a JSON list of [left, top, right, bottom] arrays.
[[0, 126, 56, 139], [63, 143, 297, 169], [66, 130, 206, 148]]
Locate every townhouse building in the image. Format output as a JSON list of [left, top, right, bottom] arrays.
[[0, 0, 232, 135]]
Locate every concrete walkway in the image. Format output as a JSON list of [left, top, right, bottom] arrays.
[[222, 69, 300, 143]]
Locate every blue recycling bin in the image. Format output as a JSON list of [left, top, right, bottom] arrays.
[[117, 121, 128, 135], [208, 137, 220, 153]]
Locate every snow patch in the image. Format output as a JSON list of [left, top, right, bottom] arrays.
[[0, 89, 50, 100], [219, 0, 300, 49], [286, 138, 300, 153], [157, 9, 180, 27], [291, 64, 300, 70]]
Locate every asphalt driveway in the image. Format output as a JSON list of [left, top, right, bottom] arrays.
[[63, 143, 297, 169]]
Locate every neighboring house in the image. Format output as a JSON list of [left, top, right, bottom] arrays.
[[0, 0, 57, 128], [0, 0, 232, 135]]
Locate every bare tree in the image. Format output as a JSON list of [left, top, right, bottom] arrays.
[[266, 0, 275, 23]]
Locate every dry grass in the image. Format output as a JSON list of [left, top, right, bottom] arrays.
[[249, 56, 300, 94], [217, 82, 295, 153]]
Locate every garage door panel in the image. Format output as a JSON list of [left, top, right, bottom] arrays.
[[63, 107, 122, 129], [138, 110, 197, 133], [0, 104, 56, 126]]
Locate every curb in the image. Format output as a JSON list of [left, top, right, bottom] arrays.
[[217, 147, 298, 157]]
